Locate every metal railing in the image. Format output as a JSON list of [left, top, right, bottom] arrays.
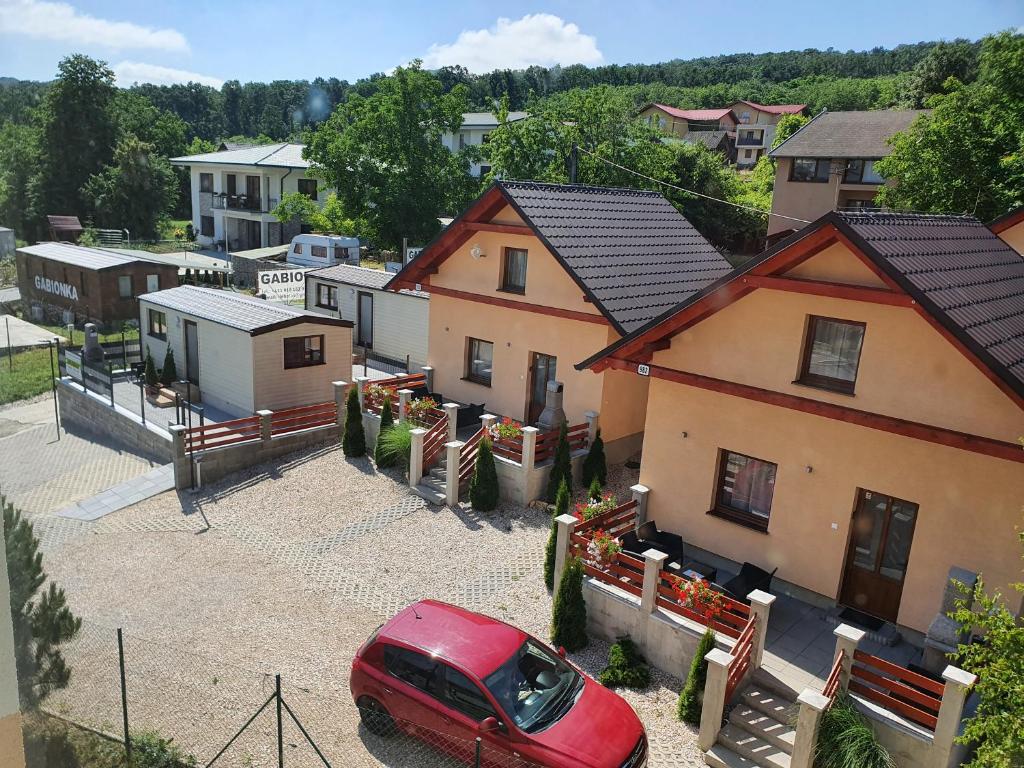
[[212, 193, 278, 213]]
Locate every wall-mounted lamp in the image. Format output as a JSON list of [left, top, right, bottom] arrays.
[[470, 244, 486, 259], [805, 465, 814, 474]]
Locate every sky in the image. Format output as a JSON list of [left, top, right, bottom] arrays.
[[0, 0, 1022, 87]]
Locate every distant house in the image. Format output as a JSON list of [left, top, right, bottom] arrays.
[[990, 206, 1024, 255], [170, 143, 328, 252], [441, 111, 530, 178], [767, 110, 928, 238], [679, 130, 737, 163], [639, 104, 737, 138], [727, 100, 807, 168]]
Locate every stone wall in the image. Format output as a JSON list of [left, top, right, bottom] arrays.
[[57, 378, 172, 463]]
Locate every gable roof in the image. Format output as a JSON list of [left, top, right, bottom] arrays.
[[577, 210, 1024, 407], [730, 100, 807, 116], [989, 206, 1024, 235], [645, 104, 735, 123], [680, 130, 732, 150], [769, 110, 928, 159], [309, 264, 429, 298], [18, 241, 156, 270], [459, 111, 529, 129], [386, 181, 731, 336], [170, 143, 308, 169]]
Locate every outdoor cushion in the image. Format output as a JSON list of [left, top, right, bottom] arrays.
[[721, 562, 777, 603], [620, 522, 684, 564], [455, 402, 486, 429]]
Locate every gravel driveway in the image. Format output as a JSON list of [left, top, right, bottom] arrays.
[[41, 444, 703, 768]]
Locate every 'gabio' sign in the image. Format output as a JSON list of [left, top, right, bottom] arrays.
[[257, 268, 312, 302], [34, 274, 79, 302]]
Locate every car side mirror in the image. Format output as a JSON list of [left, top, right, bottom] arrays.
[[479, 716, 500, 733], [557, 646, 567, 659]]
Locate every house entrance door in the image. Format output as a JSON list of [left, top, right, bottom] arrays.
[[183, 320, 200, 385], [357, 291, 373, 348], [527, 352, 557, 425], [839, 489, 919, 623]]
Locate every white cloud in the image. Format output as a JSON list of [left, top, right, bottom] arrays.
[[0, 0, 188, 52], [113, 61, 223, 89], [422, 14, 603, 73]]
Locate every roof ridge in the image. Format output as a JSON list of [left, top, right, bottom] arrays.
[[498, 180, 663, 197]]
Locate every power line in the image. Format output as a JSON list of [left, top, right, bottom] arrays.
[[575, 145, 812, 224]]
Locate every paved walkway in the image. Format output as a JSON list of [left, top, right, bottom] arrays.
[[57, 464, 175, 521], [0, 313, 66, 350]]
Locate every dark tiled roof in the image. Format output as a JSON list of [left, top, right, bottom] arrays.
[[681, 130, 731, 150], [499, 181, 732, 334], [311, 264, 429, 298], [837, 212, 1024, 392], [769, 110, 928, 159]]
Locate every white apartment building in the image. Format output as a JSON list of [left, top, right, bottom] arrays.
[[171, 143, 327, 251], [441, 111, 529, 177]]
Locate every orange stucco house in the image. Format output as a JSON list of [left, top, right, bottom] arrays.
[[991, 205, 1024, 255], [386, 181, 732, 462], [579, 211, 1024, 635]]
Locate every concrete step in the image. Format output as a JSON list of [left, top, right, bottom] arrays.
[[412, 484, 446, 505], [717, 724, 791, 768], [729, 706, 795, 754], [705, 744, 758, 768], [741, 686, 798, 725], [429, 466, 447, 480], [421, 477, 446, 493]]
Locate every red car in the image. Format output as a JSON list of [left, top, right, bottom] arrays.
[[350, 600, 647, 767]]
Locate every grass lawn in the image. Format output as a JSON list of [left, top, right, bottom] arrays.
[[0, 346, 56, 405], [31, 322, 139, 345]]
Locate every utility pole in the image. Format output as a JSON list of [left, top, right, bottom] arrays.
[[568, 143, 579, 184]]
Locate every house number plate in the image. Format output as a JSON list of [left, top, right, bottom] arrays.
[[637, 364, 650, 376]]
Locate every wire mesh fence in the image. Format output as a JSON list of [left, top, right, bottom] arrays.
[[41, 620, 548, 768]]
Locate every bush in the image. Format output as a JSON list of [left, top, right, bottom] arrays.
[[677, 628, 716, 724], [376, 420, 414, 469], [469, 436, 499, 511], [159, 347, 177, 387], [544, 479, 569, 591], [599, 636, 650, 689], [816, 693, 895, 768], [545, 420, 573, 502], [551, 556, 587, 652], [342, 386, 366, 457], [587, 476, 602, 502], [23, 714, 198, 768], [581, 428, 606, 488], [143, 348, 158, 388], [130, 730, 198, 767], [374, 398, 395, 467]]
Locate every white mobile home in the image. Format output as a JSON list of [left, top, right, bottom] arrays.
[[140, 286, 352, 417], [304, 264, 429, 370]]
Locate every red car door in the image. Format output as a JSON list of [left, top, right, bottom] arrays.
[[379, 645, 450, 741], [435, 663, 513, 767]]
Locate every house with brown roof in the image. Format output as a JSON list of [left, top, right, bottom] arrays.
[[990, 205, 1024, 254], [766, 110, 928, 238], [726, 100, 807, 168], [639, 104, 738, 140], [577, 210, 1024, 637], [386, 181, 731, 462]]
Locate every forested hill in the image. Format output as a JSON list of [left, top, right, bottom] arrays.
[[0, 39, 976, 141]]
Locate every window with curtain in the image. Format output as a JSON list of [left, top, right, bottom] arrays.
[[714, 450, 777, 530], [799, 316, 866, 393], [465, 338, 493, 386], [147, 309, 166, 340], [283, 335, 324, 369], [790, 157, 831, 182], [501, 248, 528, 293]]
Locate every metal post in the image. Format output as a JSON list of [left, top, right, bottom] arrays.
[[117, 628, 131, 760], [138, 381, 146, 425], [363, 347, 368, 377], [121, 330, 127, 370], [108, 362, 115, 407], [569, 143, 579, 184], [474, 737, 482, 768], [187, 388, 195, 491], [405, 354, 410, 374], [276, 674, 284, 768], [49, 340, 60, 441], [5, 316, 11, 372]]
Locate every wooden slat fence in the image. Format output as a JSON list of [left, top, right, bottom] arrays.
[[654, 570, 751, 639], [848, 650, 944, 730], [725, 615, 757, 701], [580, 549, 645, 599], [573, 499, 638, 536], [422, 416, 449, 469], [823, 650, 845, 702], [185, 415, 262, 453], [457, 428, 485, 487], [269, 401, 337, 437], [492, 433, 523, 462], [533, 422, 588, 463]]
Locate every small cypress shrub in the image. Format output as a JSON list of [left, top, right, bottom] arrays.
[[544, 479, 570, 591], [545, 420, 573, 502], [678, 628, 717, 724], [599, 636, 650, 690], [159, 347, 178, 386], [587, 475, 602, 502], [342, 386, 366, 457], [469, 436, 500, 511], [374, 398, 395, 466], [581, 428, 607, 487], [143, 348, 158, 388], [551, 556, 588, 652]]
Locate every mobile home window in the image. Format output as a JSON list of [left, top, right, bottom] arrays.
[[465, 338, 493, 386], [118, 275, 133, 298], [798, 316, 866, 394], [283, 335, 325, 369], [790, 157, 831, 183], [713, 450, 777, 531], [199, 173, 213, 192], [316, 283, 338, 310], [147, 309, 167, 340], [298, 179, 318, 200], [310, 245, 327, 259], [500, 248, 528, 293]]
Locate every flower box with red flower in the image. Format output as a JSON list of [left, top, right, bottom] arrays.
[[672, 576, 724, 623]]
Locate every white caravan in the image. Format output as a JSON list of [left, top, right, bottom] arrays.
[[286, 234, 360, 268]]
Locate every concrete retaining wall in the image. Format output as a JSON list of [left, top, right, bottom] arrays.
[[495, 450, 586, 505], [57, 378, 172, 463]]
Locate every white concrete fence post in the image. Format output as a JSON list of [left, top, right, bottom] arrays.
[[257, 409, 273, 444], [747, 589, 776, 669], [698, 649, 735, 751], [833, 624, 866, 692], [443, 402, 459, 443], [641, 548, 668, 613], [420, 366, 434, 392], [521, 426, 538, 472], [355, 376, 369, 412], [552, 514, 578, 590], [409, 428, 426, 489], [931, 666, 977, 768], [631, 484, 650, 528], [584, 410, 599, 446], [444, 440, 463, 506], [332, 381, 347, 428], [169, 424, 187, 460], [397, 388, 413, 423], [790, 689, 829, 768], [480, 413, 497, 434]]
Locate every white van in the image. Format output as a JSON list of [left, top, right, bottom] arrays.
[[287, 234, 360, 268]]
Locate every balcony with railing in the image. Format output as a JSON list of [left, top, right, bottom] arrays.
[[212, 193, 278, 214], [736, 133, 765, 147]]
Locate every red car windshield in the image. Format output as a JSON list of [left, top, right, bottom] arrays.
[[483, 640, 582, 733]]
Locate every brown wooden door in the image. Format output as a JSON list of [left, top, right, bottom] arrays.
[[246, 175, 261, 209], [839, 489, 919, 623], [527, 352, 557, 425]]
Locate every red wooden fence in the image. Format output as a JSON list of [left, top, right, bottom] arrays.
[[422, 415, 449, 469], [269, 401, 337, 436], [534, 422, 588, 463], [725, 615, 757, 701], [492, 433, 523, 462], [184, 415, 261, 453], [823, 650, 845, 702], [848, 650, 944, 730], [458, 428, 485, 487]]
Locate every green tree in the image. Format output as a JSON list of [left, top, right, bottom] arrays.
[[545, 420, 574, 503], [342, 386, 366, 457], [581, 428, 607, 488], [677, 628, 716, 724], [544, 479, 569, 591], [305, 61, 475, 250], [587, 476, 602, 502], [949, 532, 1024, 768], [143, 348, 158, 388], [374, 398, 395, 467], [551, 556, 588, 652], [272, 191, 362, 238], [3, 494, 81, 707], [771, 113, 809, 149], [159, 347, 177, 386], [82, 135, 177, 239], [901, 39, 980, 108], [469, 436, 500, 511], [0, 121, 39, 239]]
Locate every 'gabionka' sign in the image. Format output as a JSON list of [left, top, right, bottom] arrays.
[[34, 274, 79, 301]]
